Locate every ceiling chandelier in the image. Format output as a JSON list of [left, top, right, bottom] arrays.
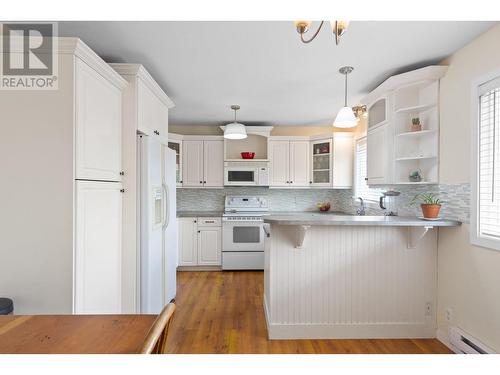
[[223, 105, 247, 140], [293, 21, 349, 45], [334, 66, 357, 128]]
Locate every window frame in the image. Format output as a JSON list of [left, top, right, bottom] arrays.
[[353, 136, 384, 205], [470, 69, 500, 252]]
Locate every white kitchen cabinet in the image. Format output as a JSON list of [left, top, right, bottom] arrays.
[[75, 180, 123, 314], [182, 140, 204, 187], [269, 140, 290, 187], [332, 133, 354, 188], [269, 140, 309, 188], [310, 139, 333, 187], [197, 227, 222, 265], [203, 140, 224, 187], [137, 79, 170, 137], [178, 217, 198, 266], [367, 123, 389, 185], [182, 139, 224, 188], [178, 217, 222, 268], [289, 141, 310, 187], [168, 134, 183, 186], [75, 58, 123, 182], [0, 38, 128, 315]]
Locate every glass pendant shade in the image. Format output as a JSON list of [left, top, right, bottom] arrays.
[[224, 122, 247, 139], [334, 106, 357, 128]]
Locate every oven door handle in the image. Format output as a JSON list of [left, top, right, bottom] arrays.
[[263, 224, 270, 238]]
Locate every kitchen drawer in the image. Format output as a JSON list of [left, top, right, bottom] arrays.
[[197, 217, 222, 227]]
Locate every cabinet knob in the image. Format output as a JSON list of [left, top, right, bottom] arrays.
[[198, 230, 200, 233], [309, 181, 312, 184], [365, 177, 369, 181], [194, 220, 197, 223], [180, 180, 183, 183], [119, 171, 124, 176], [290, 181, 293, 183], [204, 181, 207, 184], [120, 189, 125, 193], [200, 181, 203, 184]]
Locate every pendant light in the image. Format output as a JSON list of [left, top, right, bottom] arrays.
[[334, 66, 357, 128], [224, 105, 247, 139]]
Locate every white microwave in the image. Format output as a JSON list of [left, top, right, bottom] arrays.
[[224, 161, 269, 186]]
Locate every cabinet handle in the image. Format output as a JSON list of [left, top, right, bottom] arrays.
[[119, 171, 124, 176], [365, 177, 369, 181]]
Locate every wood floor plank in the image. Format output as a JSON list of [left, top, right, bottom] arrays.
[[167, 271, 453, 354]]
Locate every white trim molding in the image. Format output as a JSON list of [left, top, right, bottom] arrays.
[[470, 68, 500, 252]]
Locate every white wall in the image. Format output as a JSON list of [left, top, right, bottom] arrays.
[[0, 54, 75, 314], [437, 24, 500, 351]]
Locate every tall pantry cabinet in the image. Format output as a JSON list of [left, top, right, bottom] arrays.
[[0, 38, 127, 314]]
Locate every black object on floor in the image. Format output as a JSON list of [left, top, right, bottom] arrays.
[[0, 298, 13, 315]]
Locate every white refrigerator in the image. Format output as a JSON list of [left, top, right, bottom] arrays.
[[138, 134, 178, 314]]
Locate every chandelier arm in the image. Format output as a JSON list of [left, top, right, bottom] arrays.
[[300, 21, 324, 44]]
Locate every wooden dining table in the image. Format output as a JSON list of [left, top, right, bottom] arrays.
[[0, 314, 157, 354]]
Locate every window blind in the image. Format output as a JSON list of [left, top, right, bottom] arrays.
[[478, 79, 500, 239], [355, 138, 383, 202]]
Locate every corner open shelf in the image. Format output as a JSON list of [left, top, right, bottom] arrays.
[[393, 79, 440, 184]]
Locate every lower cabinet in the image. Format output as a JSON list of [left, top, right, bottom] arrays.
[[178, 217, 221, 267], [75, 180, 123, 314]]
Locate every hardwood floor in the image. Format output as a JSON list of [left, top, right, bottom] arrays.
[[166, 271, 453, 354]]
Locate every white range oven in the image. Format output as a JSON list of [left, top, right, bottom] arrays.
[[223, 161, 269, 186], [222, 195, 269, 270]]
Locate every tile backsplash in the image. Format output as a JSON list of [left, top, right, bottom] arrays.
[[177, 183, 470, 223]]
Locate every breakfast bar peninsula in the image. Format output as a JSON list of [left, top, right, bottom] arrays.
[[262, 214, 461, 339]]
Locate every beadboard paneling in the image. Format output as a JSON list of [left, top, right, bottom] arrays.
[[265, 224, 437, 339]]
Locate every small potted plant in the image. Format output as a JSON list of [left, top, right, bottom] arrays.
[[411, 117, 422, 132], [410, 193, 443, 219]]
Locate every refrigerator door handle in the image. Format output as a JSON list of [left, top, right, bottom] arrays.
[[162, 183, 170, 230]]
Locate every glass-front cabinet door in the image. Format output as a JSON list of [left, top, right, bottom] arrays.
[[310, 139, 332, 187], [167, 140, 182, 186]]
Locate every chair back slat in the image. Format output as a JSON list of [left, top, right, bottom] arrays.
[[140, 303, 176, 354]]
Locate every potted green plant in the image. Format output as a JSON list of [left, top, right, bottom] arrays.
[[410, 193, 443, 219], [411, 117, 422, 132]]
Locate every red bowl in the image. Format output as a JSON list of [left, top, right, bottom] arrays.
[[241, 152, 255, 159]]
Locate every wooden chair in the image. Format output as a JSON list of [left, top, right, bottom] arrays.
[[139, 302, 176, 354]]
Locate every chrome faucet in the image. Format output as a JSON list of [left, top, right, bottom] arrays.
[[356, 197, 366, 216]]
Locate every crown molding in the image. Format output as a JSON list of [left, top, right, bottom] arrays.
[[110, 63, 175, 108]]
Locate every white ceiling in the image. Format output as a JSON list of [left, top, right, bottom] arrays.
[[59, 21, 495, 126]]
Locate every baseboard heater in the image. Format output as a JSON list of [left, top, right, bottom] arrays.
[[449, 327, 495, 354]]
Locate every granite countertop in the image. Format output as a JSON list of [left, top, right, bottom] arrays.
[[177, 211, 224, 218], [263, 214, 462, 227]]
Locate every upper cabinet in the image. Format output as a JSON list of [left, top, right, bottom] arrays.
[[269, 139, 309, 188], [182, 138, 224, 188], [310, 139, 332, 187], [167, 134, 183, 186], [75, 58, 124, 182], [363, 66, 447, 185]]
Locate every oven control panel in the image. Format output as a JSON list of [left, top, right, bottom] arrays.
[[224, 195, 269, 211]]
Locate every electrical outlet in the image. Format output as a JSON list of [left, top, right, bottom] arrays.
[[425, 302, 433, 316], [445, 308, 453, 322]]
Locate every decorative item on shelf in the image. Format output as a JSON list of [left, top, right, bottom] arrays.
[[411, 117, 422, 132], [410, 193, 444, 219], [293, 20, 349, 45], [316, 202, 331, 212], [224, 105, 247, 140], [334, 66, 358, 128], [409, 169, 423, 182], [241, 152, 255, 159]]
